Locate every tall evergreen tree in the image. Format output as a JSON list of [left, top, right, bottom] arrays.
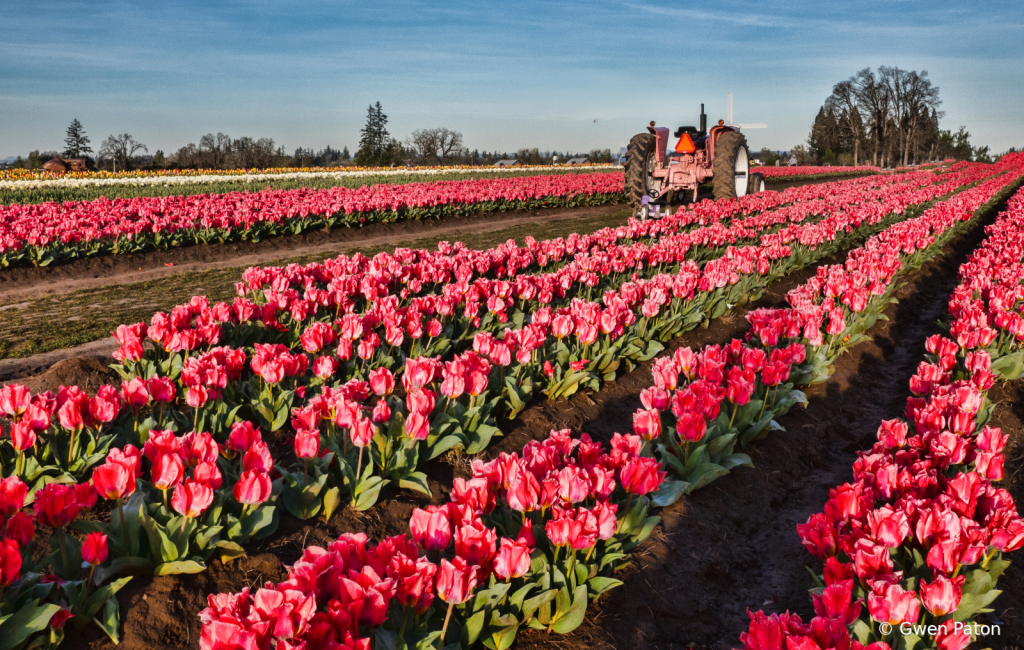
[[63, 118, 93, 158], [354, 102, 402, 166]]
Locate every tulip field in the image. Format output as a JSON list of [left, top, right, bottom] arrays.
[[0, 154, 1022, 650]]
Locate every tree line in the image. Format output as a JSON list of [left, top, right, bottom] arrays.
[[807, 66, 994, 167], [4, 107, 614, 172]]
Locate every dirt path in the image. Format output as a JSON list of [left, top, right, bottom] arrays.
[[0, 204, 628, 303]]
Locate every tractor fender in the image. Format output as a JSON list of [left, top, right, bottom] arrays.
[[707, 125, 740, 162], [645, 126, 670, 163]]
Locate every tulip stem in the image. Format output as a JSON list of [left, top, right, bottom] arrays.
[[616, 494, 634, 534], [58, 527, 69, 578], [162, 488, 169, 509], [117, 497, 129, 549], [178, 516, 189, 548], [303, 459, 308, 488], [729, 401, 739, 429], [82, 564, 96, 602], [568, 548, 577, 581], [67, 428, 77, 466], [355, 446, 365, 483], [440, 601, 455, 645], [584, 544, 596, 563]]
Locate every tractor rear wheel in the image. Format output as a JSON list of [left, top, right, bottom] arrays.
[[748, 172, 766, 194], [712, 130, 750, 200], [625, 133, 661, 211]]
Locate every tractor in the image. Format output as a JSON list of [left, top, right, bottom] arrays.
[[625, 104, 765, 217]]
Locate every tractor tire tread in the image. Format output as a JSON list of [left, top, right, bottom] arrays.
[[712, 130, 749, 200], [625, 133, 656, 211]]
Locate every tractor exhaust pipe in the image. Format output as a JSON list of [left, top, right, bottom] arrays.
[[700, 104, 707, 135]]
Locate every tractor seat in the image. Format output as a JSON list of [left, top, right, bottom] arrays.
[[674, 126, 704, 138]]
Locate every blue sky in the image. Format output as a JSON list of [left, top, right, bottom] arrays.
[[2, 0, 1022, 159]]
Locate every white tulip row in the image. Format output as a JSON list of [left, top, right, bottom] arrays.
[[0, 164, 623, 191]]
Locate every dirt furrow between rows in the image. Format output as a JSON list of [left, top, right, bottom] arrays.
[[509, 193, 1003, 650]]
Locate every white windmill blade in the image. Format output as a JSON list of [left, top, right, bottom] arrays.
[[736, 123, 768, 129]]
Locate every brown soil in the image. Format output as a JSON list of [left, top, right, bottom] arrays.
[[0, 339, 120, 387], [983, 380, 1024, 647]]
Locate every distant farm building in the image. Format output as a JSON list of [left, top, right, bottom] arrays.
[[493, 159, 520, 167], [565, 157, 590, 166], [42, 157, 88, 173]]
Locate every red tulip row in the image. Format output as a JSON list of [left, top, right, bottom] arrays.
[[0, 159, 1017, 649], [0, 173, 624, 268], [734, 175, 1024, 648]]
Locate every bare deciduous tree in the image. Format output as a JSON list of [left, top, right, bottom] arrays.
[[825, 80, 864, 165], [99, 133, 148, 172], [407, 128, 464, 165]]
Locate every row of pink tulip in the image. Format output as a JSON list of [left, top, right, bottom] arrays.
[[735, 170, 1024, 648], [757, 166, 880, 179], [224, 172, 948, 344], [0, 173, 624, 267]]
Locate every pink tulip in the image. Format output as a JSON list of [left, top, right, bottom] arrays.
[[409, 506, 451, 551], [493, 537, 532, 580], [82, 532, 108, 566], [234, 470, 272, 505], [172, 479, 215, 519], [619, 456, 665, 496], [0, 476, 28, 517], [294, 429, 320, 459], [436, 556, 477, 605]]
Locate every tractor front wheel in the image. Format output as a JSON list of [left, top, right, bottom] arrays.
[[712, 130, 750, 200], [625, 133, 661, 211]]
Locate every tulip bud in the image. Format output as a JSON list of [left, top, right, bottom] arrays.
[[493, 538, 531, 580], [92, 461, 134, 500], [632, 408, 662, 441], [350, 418, 375, 448], [919, 574, 963, 617], [619, 456, 665, 496], [34, 483, 80, 529], [371, 400, 391, 424], [5, 512, 34, 547]]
